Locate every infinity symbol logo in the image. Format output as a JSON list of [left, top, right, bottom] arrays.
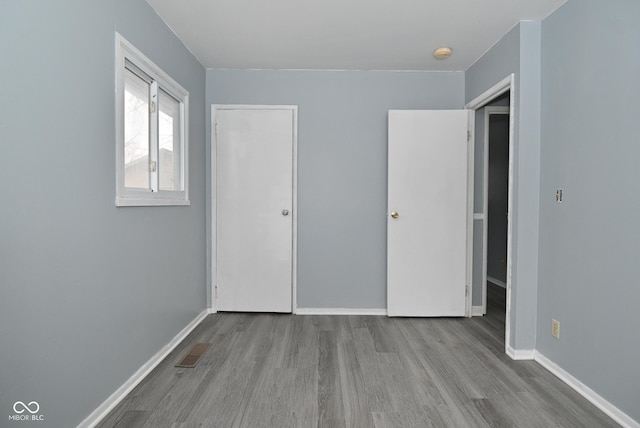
[[13, 401, 40, 414]]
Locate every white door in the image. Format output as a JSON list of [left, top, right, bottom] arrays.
[[387, 110, 469, 317], [214, 106, 296, 313]]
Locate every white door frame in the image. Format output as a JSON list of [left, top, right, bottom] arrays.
[[465, 74, 515, 355], [210, 104, 298, 314], [482, 106, 510, 313], [465, 110, 474, 318]]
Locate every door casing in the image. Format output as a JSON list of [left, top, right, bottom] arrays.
[[465, 75, 515, 356]]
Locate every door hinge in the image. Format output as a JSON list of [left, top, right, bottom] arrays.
[[215, 122, 219, 136], [214, 284, 218, 299], [467, 130, 471, 142], [465, 286, 469, 296]]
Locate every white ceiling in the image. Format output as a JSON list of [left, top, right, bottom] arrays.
[[145, 0, 566, 71]]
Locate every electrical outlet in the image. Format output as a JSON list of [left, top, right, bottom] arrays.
[[556, 189, 563, 203], [552, 319, 560, 339]]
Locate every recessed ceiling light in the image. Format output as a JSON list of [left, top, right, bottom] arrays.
[[433, 47, 452, 60]]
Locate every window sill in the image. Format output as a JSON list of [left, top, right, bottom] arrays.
[[115, 197, 190, 207]]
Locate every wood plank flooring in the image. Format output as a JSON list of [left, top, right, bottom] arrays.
[[98, 285, 619, 427]]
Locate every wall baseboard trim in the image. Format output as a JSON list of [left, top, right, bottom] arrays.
[[472, 306, 485, 316], [487, 276, 507, 288], [506, 346, 535, 360], [534, 352, 639, 428], [296, 308, 387, 316], [77, 308, 211, 428]]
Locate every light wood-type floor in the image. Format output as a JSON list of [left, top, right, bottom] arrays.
[[98, 285, 619, 427]]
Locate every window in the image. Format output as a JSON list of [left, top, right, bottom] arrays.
[[115, 33, 189, 206]]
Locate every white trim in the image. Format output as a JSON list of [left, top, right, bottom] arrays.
[[114, 32, 190, 207], [480, 108, 489, 314], [465, 74, 515, 357], [465, 75, 512, 110], [211, 105, 298, 314], [296, 308, 387, 316], [211, 108, 217, 312], [77, 308, 212, 428], [535, 352, 640, 428], [465, 110, 475, 318], [291, 107, 298, 314], [149, 80, 159, 193], [504, 79, 516, 357], [116, 34, 188, 98], [506, 346, 535, 360], [487, 276, 507, 289], [471, 305, 485, 316], [115, 198, 190, 207]]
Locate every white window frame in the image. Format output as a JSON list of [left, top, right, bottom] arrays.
[[115, 32, 189, 206]]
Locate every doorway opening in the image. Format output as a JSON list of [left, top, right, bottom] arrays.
[[465, 75, 514, 354], [484, 101, 510, 332]]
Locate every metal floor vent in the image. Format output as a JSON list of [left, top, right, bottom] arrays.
[[175, 343, 210, 368]]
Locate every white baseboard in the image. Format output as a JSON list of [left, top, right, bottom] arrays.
[[487, 276, 507, 288], [472, 306, 485, 316], [295, 308, 387, 316], [77, 308, 212, 428], [534, 352, 639, 428], [506, 346, 535, 360]]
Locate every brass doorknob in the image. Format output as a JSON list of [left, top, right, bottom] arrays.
[[391, 211, 399, 219]]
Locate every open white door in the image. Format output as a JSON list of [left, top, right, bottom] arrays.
[[214, 106, 296, 313], [387, 110, 469, 317]]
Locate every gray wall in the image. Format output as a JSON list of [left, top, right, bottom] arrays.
[[0, 2, 206, 427], [538, 0, 640, 421], [206, 70, 465, 309], [466, 22, 542, 350]]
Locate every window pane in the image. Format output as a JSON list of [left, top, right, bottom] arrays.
[[124, 69, 150, 189], [158, 89, 181, 191]]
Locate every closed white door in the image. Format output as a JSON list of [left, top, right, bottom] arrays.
[[214, 106, 296, 313], [387, 110, 469, 317]]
